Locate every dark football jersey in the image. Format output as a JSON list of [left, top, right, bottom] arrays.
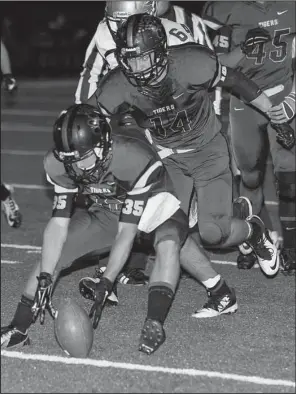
[[44, 127, 178, 226], [203, 1, 295, 90], [95, 44, 221, 150]]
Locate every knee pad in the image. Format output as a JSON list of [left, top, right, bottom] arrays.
[[241, 169, 263, 190], [199, 215, 231, 246], [276, 172, 296, 201], [153, 209, 189, 248]]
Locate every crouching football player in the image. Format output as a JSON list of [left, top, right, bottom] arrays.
[[1, 103, 189, 355]]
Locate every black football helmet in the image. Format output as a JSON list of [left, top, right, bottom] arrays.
[[105, 1, 157, 41], [115, 13, 168, 88], [53, 104, 112, 185]]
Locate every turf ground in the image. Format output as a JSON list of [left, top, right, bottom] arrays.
[[1, 80, 295, 393]]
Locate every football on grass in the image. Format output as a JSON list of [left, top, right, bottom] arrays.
[[54, 299, 94, 358]]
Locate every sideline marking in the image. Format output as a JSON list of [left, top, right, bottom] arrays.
[[1, 350, 295, 388], [1, 260, 22, 265]]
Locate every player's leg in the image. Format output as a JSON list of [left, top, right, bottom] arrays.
[[230, 97, 267, 215], [1, 207, 118, 349], [1, 40, 17, 93], [192, 133, 279, 277], [1, 182, 22, 228], [229, 98, 277, 269], [268, 121, 296, 275], [139, 209, 187, 354]]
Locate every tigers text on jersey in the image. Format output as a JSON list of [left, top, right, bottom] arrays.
[[75, 8, 213, 103], [44, 127, 179, 229], [95, 44, 221, 150], [203, 1, 295, 91]]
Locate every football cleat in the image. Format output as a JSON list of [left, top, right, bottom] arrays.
[[1, 325, 30, 349], [138, 319, 166, 355], [280, 248, 296, 276], [237, 251, 258, 269], [192, 288, 238, 318], [117, 268, 149, 286], [233, 196, 253, 255], [1, 184, 22, 228], [2, 74, 18, 93], [246, 215, 279, 277], [79, 267, 118, 305]]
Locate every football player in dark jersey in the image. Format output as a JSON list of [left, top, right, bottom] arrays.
[[1, 104, 191, 355], [202, 1, 296, 274], [88, 13, 280, 281], [76, 0, 213, 286]]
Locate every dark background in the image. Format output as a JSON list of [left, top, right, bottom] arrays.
[[1, 1, 206, 77]]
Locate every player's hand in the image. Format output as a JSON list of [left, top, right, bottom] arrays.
[[267, 93, 296, 124], [32, 272, 57, 324], [270, 122, 295, 150], [240, 27, 271, 57], [89, 277, 113, 329]]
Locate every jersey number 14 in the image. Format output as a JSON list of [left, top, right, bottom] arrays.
[[150, 110, 191, 138]]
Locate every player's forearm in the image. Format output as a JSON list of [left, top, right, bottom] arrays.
[[103, 222, 139, 283], [217, 66, 272, 113], [41, 217, 69, 275], [217, 46, 244, 68]]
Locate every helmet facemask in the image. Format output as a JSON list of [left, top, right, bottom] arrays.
[[115, 14, 169, 89], [117, 41, 168, 88]]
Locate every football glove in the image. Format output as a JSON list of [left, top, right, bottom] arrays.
[[2, 74, 17, 93], [240, 27, 271, 56], [32, 272, 57, 324], [89, 277, 113, 329], [268, 93, 296, 123], [270, 122, 295, 150]]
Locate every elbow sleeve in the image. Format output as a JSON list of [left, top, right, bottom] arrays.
[[217, 66, 262, 103]]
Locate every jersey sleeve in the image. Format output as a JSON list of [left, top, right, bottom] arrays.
[[201, 1, 233, 54], [113, 130, 181, 232], [44, 151, 78, 218]]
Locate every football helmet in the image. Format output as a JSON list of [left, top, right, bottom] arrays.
[[53, 104, 112, 185], [105, 1, 157, 41], [116, 14, 168, 88]]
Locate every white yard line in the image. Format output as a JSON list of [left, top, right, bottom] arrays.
[[2, 109, 59, 117], [1, 243, 41, 250], [1, 244, 260, 268], [1, 149, 46, 156], [1, 350, 294, 388], [10, 183, 51, 190], [1, 123, 52, 132], [1, 260, 23, 264]]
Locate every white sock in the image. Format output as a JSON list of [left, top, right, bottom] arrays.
[[202, 274, 221, 289]]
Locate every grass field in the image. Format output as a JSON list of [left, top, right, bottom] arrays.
[[1, 80, 295, 393]]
